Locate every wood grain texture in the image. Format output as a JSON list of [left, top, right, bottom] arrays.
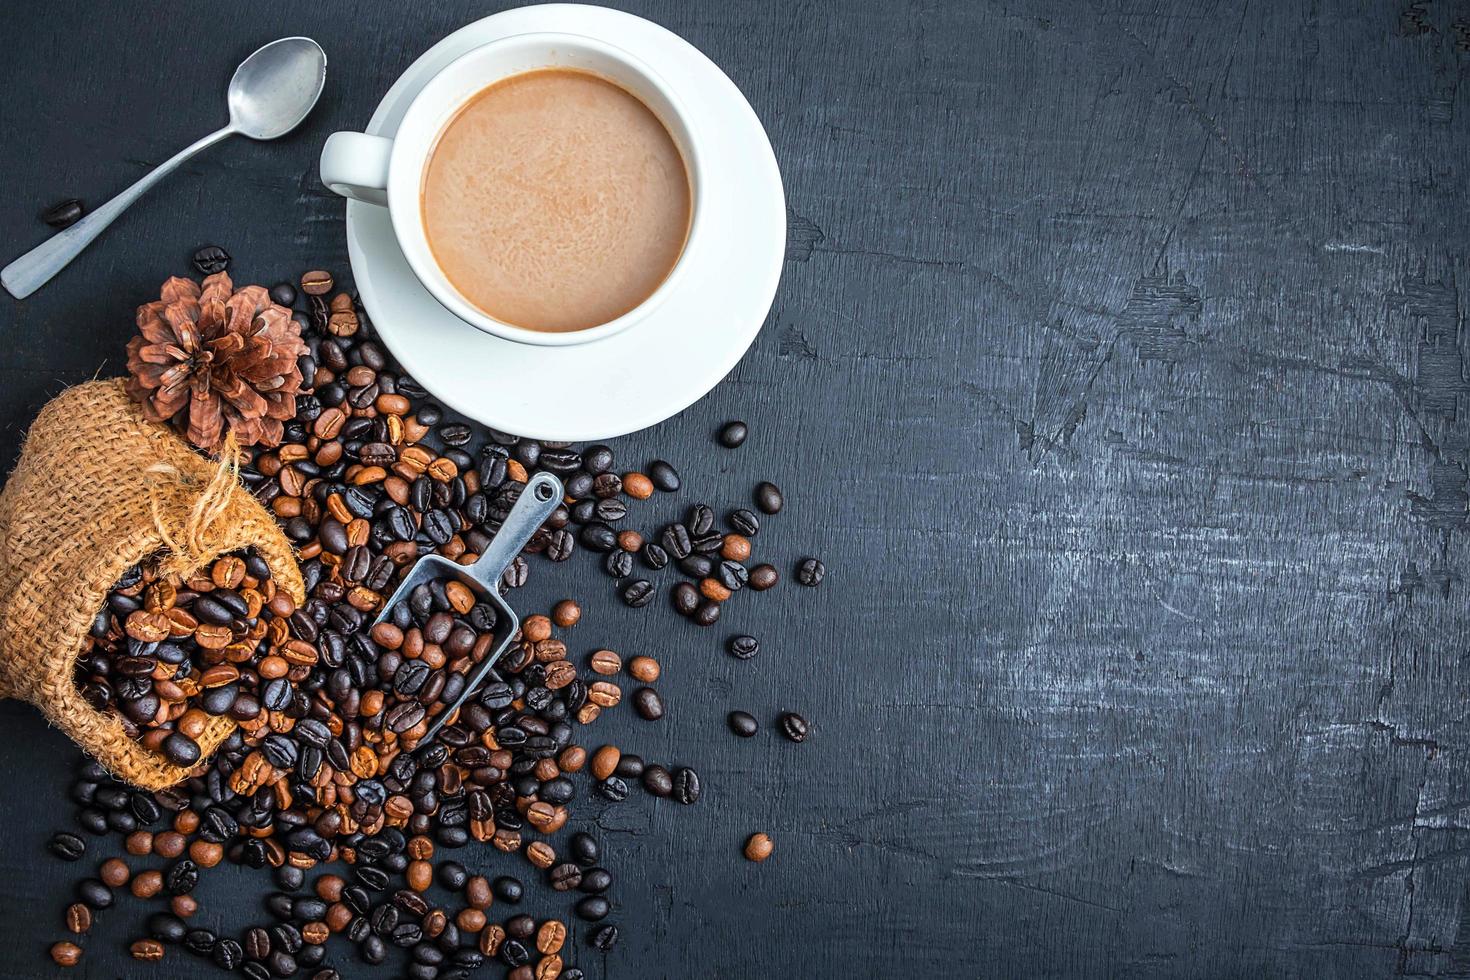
[[0, 0, 1467, 976]]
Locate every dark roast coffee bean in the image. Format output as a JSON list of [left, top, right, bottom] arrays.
[[549, 863, 584, 891], [185, 928, 218, 955], [574, 896, 610, 921], [604, 550, 633, 578], [569, 833, 599, 866], [779, 712, 809, 742], [660, 524, 692, 559], [438, 861, 468, 890], [580, 867, 613, 894], [641, 543, 668, 569], [590, 924, 620, 950], [729, 508, 760, 536], [77, 878, 113, 909], [717, 560, 748, 591], [595, 777, 628, 802], [686, 504, 715, 536], [728, 635, 759, 659], [796, 557, 825, 586], [648, 460, 680, 491], [163, 732, 201, 766], [192, 244, 231, 275], [728, 710, 758, 736], [165, 859, 199, 894], [579, 523, 617, 552], [621, 580, 654, 607], [500, 938, 530, 967], [749, 563, 779, 591], [50, 831, 86, 860], [149, 911, 188, 943], [213, 937, 244, 970], [718, 420, 748, 448], [493, 876, 523, 903], [754, 481, 783, 514], [678, 554, 712, 579], [641, 765, 672, 797], [42, 198, 84, 228], [632, 687, 664, 720], [692, 600, 721, 626], [673, 766, 701, 804], [614, 754, 644, 779], [270, 282, 297, 306], [671, 582, 699, 616], [583, 444, 614, 473]]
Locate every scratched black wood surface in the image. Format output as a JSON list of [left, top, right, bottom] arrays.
[[1, 0, 1467, 976]]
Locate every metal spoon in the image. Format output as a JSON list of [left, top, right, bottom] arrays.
[[2, 37, 327, 300]]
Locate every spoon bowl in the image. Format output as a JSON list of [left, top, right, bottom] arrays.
[[228, 37, 328, 140]]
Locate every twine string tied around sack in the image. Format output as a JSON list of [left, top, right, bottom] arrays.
[[144, 431, 241, 573]]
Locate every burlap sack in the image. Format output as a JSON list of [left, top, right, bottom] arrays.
[[0, 379, 304, 790]]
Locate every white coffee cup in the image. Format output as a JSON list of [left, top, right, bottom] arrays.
[[319, 32, 705, 347]]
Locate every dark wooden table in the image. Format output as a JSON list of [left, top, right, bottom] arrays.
[[1, 1, 1466, 976]]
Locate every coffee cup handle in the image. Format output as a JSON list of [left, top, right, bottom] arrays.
[[319, 132, 392, 206]]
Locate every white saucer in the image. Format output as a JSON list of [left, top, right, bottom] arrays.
[[345, 4, 785, 441]]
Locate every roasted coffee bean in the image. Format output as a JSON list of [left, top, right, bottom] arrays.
[[632, 687, 664, 720], [672, 767, 701, 804], [166, 859, 199, 894], [620, 580, 654, 608], [579, 868, 612, 894], [718, 420, 748, 447], [744, 832, 774, 862], [42, 198, 84, 228], [493, 876, 524, 903], [568, 833, 599, 867], [717, 560, 749, 591], [77, 878, 113, 909], [549, 863, 584, 891], [728, 710, 758, 737], [660, 524, 692, 559], [50, 832, 86, 861], [300, 270, 334, 295], [692, 600, 721, 626], [671, 582, 699, 616], [640, 542, 668, 569], [65, 903, 92, 934], [679, 553, 713, 579], [192, 244, 231, 275], [51, 941, 83, 966], [603, 550, 633, 578], [687, 504, 715, 536], [779, 712, 809, 742], [213, 938, 244, 970], [595, 777, 628, 802], [579, 522, 617, 552], [148, 911, 188, 943], [641, 765, 673, 797], [754, 481, 783, 514], [787, 552, 829, 587], [574, 896, 610, 922], [627, 656, 659, 682], [728, 634, 759, 659], [648, 460, 680, 492], [729, 508, 760, 536], [749, 563, 779, 591]]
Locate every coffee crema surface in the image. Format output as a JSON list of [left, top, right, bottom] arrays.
[[421, 68, 692, 333]]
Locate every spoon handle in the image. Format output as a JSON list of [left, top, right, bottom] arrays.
[[2, 126, 236, 300]]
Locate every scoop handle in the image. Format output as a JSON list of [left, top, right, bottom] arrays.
[[465, 471, 564, 592]]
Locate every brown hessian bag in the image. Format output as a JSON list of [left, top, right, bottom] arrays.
[[0, 379, 304, 790]]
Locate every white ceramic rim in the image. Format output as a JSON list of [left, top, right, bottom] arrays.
[[384, 31, 706, 347]]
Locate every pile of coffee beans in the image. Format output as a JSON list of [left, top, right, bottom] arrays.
[[43, 266, 823, 975]]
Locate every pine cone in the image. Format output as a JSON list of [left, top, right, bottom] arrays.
[[125, 272, 308, 453]]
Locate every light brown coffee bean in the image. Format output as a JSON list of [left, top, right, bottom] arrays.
[[744, 832, 774, 862], [407, 860, 432, 892], [535, 955, 563, 980], [153, 831, 186, 858], [721, 534, 752, 561], [544, 660, 576, 689], [628, 656, 660, 682], [50, 942, 82, 966], [302, 922, 330, 945], [623, 472, 654, 499], [536, 920, 566, 954], [300, 270, 334, 294], [457, 908, 487, 932], [65, 903, 91, 934], [576, 703, 601, 725], [171, 894, 198, 918], [557, 746, 586, 773], [99, 857, 130, 887], [130, 939, 165, 961], [479, 923, 506, 957], [590, 745, 621, 780], [132, 870, 164, 898], [125, 831, 154, 856], [617, 530, 643, 552], [526, 841, 556, 869], [465, 875, 492, 910], [588, 681, 621, 708], [522, 615, 552, 642], [551, 599, 580, 628], [589, 649, 621, 675]]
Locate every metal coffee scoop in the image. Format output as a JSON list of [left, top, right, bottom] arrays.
[[372, 470, 563, 742]]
